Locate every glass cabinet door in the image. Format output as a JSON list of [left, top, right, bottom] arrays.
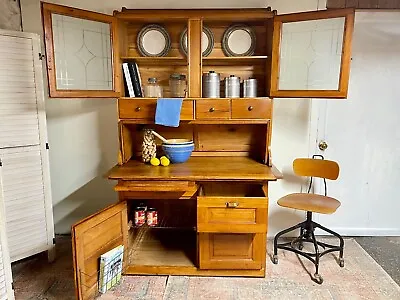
[[270, 9, 354, 98], [42, 3, 120, 98]]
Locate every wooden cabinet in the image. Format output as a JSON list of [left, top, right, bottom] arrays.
[[40, 3, 353, 298]]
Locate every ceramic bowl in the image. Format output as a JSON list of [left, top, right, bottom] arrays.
[[162, 143, 194, 163], [163, 138, 193, 145]]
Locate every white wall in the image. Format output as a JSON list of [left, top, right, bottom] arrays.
[[0, 0, 21, 30], [19, 0, 331, 235]]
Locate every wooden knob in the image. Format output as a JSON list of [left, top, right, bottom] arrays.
[[209, 107, 215, 112], [135, 107, 141, 112], [248, 106, 253, 111]]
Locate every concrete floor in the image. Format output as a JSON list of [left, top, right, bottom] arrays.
[[354, 236, 400, 285]]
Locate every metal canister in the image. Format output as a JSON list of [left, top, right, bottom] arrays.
[[146, 208, 158, 227], [243, 78, 257, 97], [225, 75, 240, 98], [134, 206, 146, 227], [202, 71, 220, 98]]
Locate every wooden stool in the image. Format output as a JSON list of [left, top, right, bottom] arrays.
[[272, 155, 344, 284]]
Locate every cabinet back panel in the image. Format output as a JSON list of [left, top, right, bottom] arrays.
[[126, 21, 187, 58], [204, 21, 269, 57], [120, 123, 267, 162]]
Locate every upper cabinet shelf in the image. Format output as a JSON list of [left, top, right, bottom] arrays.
[[121, 57, 187, 66], [203, 56, 269, 66]]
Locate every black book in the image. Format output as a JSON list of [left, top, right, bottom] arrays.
[[122, 63, 134, 97], [127, 61, 143, 97]]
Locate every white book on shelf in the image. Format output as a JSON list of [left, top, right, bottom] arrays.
[[122, 63, 135, 97]]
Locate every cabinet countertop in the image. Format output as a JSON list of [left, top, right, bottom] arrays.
[[108, 157, 281, 182]]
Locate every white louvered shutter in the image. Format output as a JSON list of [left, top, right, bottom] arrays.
[[0, 146, 49, 262], [0, 30, 54, 264], [0, 34, 40, 149], [0, 190, 14, 300]]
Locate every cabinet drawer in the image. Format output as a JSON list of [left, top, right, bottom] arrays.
[[198, 232, 264, 269], [195, 100, 230, 119], [119, 99, 194, 120], [231, 99, 271, 119], [197, 197, 268, 233], [115, 180, 198, 199]]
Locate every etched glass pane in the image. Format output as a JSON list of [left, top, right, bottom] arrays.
[[279, 17, 345, 90], [51, 14, 112, 90]]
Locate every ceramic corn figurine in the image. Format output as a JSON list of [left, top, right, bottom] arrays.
[[142, 129, 157, 163]]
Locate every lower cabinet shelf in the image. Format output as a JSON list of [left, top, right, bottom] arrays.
[[128, 227, 197, 267]]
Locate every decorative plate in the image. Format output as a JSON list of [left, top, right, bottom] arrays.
[[137, 24, 171, 57], [179, 26, 214, 57], [222, 25, 256, 57]]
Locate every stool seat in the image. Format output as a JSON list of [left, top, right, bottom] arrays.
[[277, 193, 341, 214]]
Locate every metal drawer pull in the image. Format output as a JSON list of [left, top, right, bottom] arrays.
[[248, 106, 253, 111], [209, 107, 215, 112], [135, 106, 141, 112], [226, 202, 239, 208]]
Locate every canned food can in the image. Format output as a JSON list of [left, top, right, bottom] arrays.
[[202, 71, 220, 98], [146, 208, 158, 227], [225, 75, 240, 98], [243, 78, 257, 97], [134, 207, 146, 227]]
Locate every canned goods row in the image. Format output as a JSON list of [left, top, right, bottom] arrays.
[[202, 71, 257, 98], [134, 206, 158, 227]]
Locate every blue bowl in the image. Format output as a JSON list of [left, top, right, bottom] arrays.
[[162, 143, 194, 163]]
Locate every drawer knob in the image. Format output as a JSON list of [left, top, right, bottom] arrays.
[[248, 106, 254, 111], [209, 107, 215, 112], [226, 202, 239, 208], [135, 106, 141, 112]]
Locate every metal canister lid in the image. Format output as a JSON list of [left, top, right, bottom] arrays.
[[148, 77, 157, 83], [170, 73, 181, 79]]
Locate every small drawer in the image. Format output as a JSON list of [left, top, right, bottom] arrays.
[[195, 100, 230, 119], [197, 196, 268, 233], [119, 99, 194, 120], [231, 99, 271, 119], [119, 99, 155, 119]]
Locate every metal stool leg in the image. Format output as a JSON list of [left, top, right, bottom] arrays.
[[273, 221, 306, 264], [314, 222, 345, 267], [310, 228, 323, 284]]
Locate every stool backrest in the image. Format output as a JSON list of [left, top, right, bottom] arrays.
[[293, 158, 339, 180]]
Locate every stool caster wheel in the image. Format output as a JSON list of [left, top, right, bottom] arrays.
[[298, 243, 304, 250], [272, 255, 278, 264], [339, 258, 344, 268], [312, 273, 323, 284]]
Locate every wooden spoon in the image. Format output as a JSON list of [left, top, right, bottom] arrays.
[[151, 130, 168, 143]]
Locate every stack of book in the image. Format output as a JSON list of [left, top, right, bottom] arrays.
[[122, 61, 143, 97]]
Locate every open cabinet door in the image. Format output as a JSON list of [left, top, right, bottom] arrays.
[[72, 202, 127, 300], [270, 9, 354, 99], [41, 3, 121, 98]]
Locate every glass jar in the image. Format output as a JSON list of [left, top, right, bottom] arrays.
[[144, 77, 163, 98], [169, 74, 186, 98]]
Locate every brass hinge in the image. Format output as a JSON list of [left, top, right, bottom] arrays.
[[11, 282, 15, 290], [53, 237, 56, 244]]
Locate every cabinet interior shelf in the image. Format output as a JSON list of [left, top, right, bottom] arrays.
[[203, 56, 269, 66], [121, 56, 187, 66], [121, 56, 269, 66]]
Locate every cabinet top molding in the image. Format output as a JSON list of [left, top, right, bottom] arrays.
[[113, 8, 275, 21]]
